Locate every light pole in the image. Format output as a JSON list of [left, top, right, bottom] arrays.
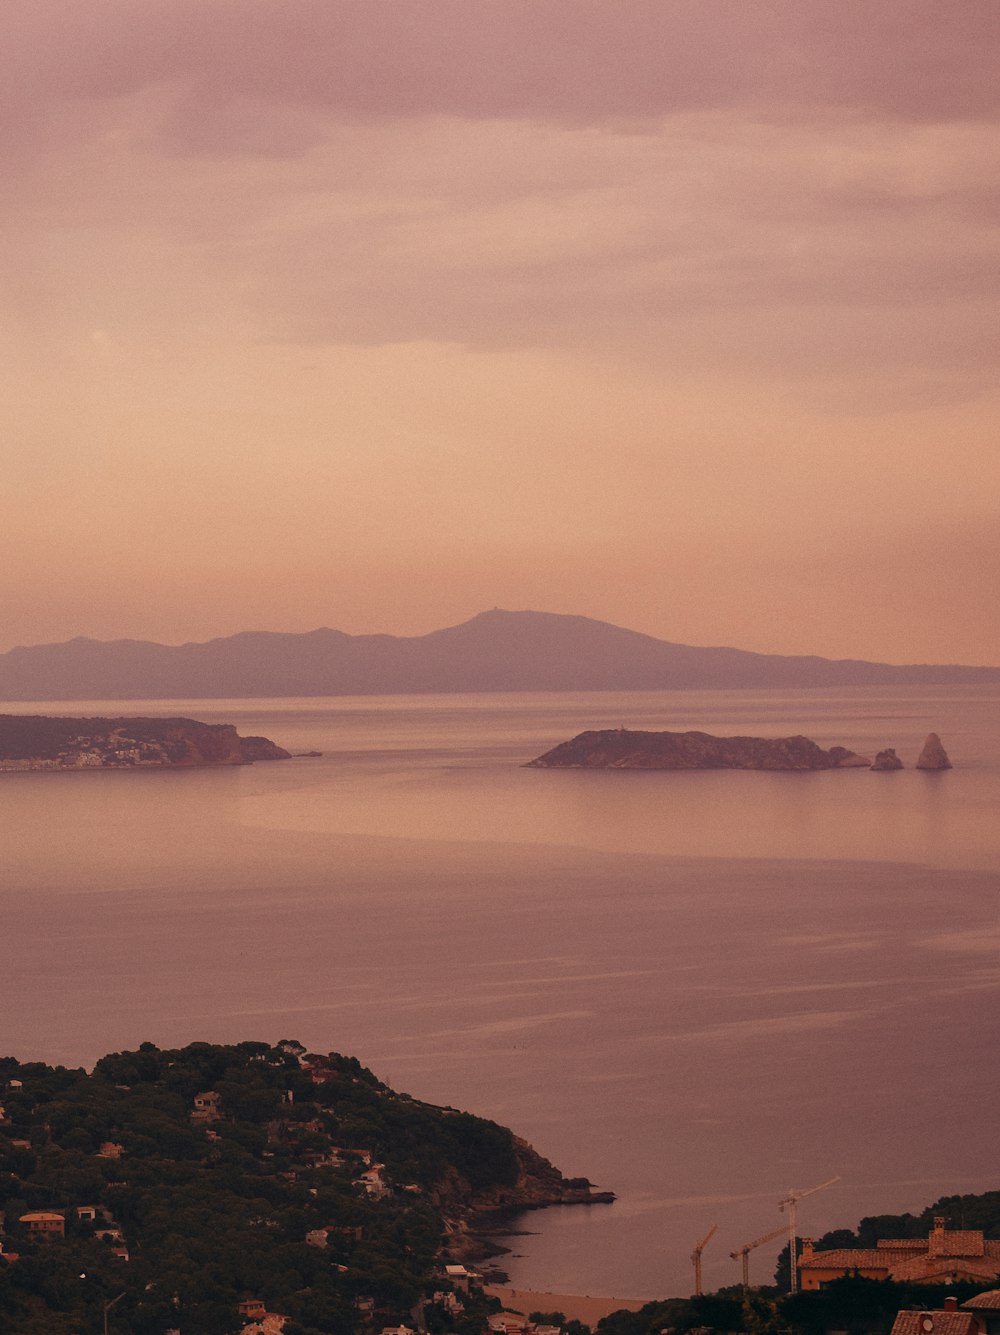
[[103, 1290, 127, 1335]]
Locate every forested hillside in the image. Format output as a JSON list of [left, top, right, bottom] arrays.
[[0, 1040, 570, 1335]]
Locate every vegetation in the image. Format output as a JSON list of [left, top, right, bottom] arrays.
[[597, 1278, 989, 1335], [0, 1040, 522, 1334]]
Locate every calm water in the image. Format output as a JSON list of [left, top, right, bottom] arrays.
[[2, 687, 999, 1298]]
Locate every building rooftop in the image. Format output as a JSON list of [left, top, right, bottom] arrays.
[[891, 1313, 979, 1335], [963, 1292, 1000, 1311]]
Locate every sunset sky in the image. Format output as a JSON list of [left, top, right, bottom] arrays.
[[4, 1, 998, 664]]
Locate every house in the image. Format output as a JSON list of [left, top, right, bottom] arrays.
[[241, 1314, 287, 1335], [962, 1290, 1000, 1335], [444, 1264, 481, 1294], [191, 1091, 223, 1124], [97, 1141, 125, 1159], [327, 1146, 373, 1167], [357, 1164, 390, 1199], [19, 1211, 65, 1239], [76, 1205, 98, 1223], [238, 1298, 267, 1319], [891, 1296, 983, 1335], [800, 1219, 1000, 1289], [489, 1317, 534, 1335]]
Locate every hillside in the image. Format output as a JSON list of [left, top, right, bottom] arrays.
[[0, 716, 291, 771], [0, 611, 997, 701], [0, 1040, 608, 1335]]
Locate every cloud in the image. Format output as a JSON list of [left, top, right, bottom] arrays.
[[1, 0, 998, 657], [5, 1, 1000, 156], [6, 92, 997, 398]]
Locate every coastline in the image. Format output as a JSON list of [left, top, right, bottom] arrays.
[[486, 1287, 648, 1326]]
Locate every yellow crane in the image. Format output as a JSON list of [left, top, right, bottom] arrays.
[[730, 1224, 788, 1291], [691, 1223, 719, 1296], [780, 1177, 841, 1295]]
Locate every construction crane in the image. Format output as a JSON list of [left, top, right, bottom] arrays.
[[691, 1224, 719, 1296], [780, 1177, 841, 1295], [730, 1225, 788, 1291]]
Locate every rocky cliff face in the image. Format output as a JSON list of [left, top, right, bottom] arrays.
[[438, 1135, 614, 1263], [916, 732, 952, 770], [528, 729, 871, 771], [238, 735, 293, 762]]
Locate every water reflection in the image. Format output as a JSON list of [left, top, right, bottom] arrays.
[[2, 686, 998, 1297]]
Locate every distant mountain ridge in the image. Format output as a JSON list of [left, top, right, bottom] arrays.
[[0, 609, 997, 701]]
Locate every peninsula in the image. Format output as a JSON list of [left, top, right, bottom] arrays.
[[0, 714, 291, 772], [0, 1039, 611, 1335], [528, 729, 873, 771]]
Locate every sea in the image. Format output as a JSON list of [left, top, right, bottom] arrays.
[[2, 686, 999, 1299]]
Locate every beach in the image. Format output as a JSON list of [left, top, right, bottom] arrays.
[[487, 1287, 648, 1326]]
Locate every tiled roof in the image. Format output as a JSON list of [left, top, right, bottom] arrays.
[[806, 1225, 1000, 1273], [892, 1257, 1000, 1283], [933, 1233, 986, 1258], [962, 1291, 1000, 1310], [802, 1250, 893, 1270], [890, 1313, 979, 1335]]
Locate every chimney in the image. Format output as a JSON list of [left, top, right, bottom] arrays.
[[944, 1298, 958, 1312], [931, 1216, 946, 1254], [801, 1238, 815, 1261]]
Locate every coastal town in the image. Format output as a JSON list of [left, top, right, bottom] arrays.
[[0, 714, 291, 771]]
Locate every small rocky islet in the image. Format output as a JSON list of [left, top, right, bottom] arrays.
[[528, 729, 952, 771]]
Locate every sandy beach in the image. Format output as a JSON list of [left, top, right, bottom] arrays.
[[486, 1287, 648, 1326]]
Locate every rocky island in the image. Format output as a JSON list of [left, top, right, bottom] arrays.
[[0, 714, 291, 771], [528, 729, 873, 770]]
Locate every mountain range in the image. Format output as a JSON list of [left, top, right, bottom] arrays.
[[0, 609, 997, 701]]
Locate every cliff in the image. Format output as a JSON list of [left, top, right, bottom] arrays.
[[238, 734, 294, 762], [436, 1135, 615, 1263], [528, 729, 871, 771], [0, 715, 290, 771]]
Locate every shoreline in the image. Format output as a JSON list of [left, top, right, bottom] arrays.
[[486, 1286, 649, 1326]]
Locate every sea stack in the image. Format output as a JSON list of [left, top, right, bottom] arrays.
[[871, 748, 904, 771], [916, 733, 952, 770]]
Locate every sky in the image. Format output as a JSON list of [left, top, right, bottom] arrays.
[[3, 1, 999, 664]]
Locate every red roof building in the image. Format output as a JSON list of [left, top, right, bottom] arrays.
[[801, 1219, 1000, 1290]]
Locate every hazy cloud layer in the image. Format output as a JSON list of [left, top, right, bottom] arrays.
[[2, 3, 998, 660]]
